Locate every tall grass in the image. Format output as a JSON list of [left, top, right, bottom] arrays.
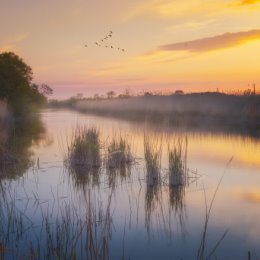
[[0, 179, 113, 260], [106, 135, 133, 189], [107, 135, 132, 168], [144, 135, 162, 185], [67, 127, 101, 168], [168, 136, 187, 186]]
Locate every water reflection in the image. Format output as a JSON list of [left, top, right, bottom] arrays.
[[145, 181, 161, 237], [68, 165, 101, 189], [1, 109, 260, 259], [106, 165, 131, 190], [0, 115, 46, 179], [169, 185, 185, 217], [0, 176, 113, 260]]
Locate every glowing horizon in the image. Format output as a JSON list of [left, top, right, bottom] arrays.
[[0, 0, 260, 99]]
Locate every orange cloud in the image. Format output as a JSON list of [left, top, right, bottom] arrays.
[[159, 29, 260, 53], [239, 0, 260, 5]]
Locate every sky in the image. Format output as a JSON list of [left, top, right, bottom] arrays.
[[0, 0, 260, 99]]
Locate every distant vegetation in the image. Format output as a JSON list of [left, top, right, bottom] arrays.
[[49, 90, 260, 134]]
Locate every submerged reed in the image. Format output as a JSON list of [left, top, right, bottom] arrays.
[[67, 127, 101, 168], [107, 135, 132, 168], [144, 135, 162, 185], [168, 137, 187, 186]]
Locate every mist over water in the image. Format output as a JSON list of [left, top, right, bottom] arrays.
[[0, 108, 260, 259]]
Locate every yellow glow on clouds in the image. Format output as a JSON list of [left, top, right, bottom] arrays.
[[0, 0, 260, 94], [93, 35, 260, 91]]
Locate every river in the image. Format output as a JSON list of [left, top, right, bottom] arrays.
[[1, 108, 260, 259]]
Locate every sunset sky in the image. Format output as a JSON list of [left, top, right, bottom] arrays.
[[1, 0, 260, 98]]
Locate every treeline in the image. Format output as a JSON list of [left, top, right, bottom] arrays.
[[77, 92, 259, 119], [49, 91, 260, 120], [49, 91, 260, 135]]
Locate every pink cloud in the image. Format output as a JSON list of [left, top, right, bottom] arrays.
[[159, 29, 260, 53]]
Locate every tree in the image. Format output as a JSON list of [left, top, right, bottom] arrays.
[[39, 84, 53, 96], [94, 94, 100, 100], [107, 91, 116, 99], [0, 52, 52, 116], [174, 90, 184, 95], [76, 93, 83, 100]]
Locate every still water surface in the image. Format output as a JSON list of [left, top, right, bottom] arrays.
[[1, 109, 260, 259]]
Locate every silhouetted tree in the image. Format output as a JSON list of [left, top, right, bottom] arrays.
[[76, 93, 83, 100], [107, 91, 116, 99], [174, 90, 184, 95], [39, 84, 53, 96], [0, 52, 52, 116], [94, 93, 99, 100]]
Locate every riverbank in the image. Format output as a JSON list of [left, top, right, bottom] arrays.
[[49, 92, 260, 136]]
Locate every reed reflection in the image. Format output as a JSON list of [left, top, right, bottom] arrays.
[[144, 135, 189, 238], [68, 165, 101, 189], [106, 134, 133, 190]]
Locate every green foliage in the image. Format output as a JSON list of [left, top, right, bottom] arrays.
[[0, 52, 52, 116]]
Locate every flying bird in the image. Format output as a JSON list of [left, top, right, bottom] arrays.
[[84, 30, 126, 53]]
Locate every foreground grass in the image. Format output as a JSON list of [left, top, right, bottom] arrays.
[[0, 180, 112, 260]]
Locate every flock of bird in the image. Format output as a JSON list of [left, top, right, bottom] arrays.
[[85, 31, 125, 52]]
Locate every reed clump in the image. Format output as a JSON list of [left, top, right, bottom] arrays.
[[67, 127, 101, 168], [144, 135, 162, 185], [107, 136, 132, 168], [168, 137, 187, 186]]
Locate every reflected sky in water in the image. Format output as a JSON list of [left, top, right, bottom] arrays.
[[1, 109, 260, 259]]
